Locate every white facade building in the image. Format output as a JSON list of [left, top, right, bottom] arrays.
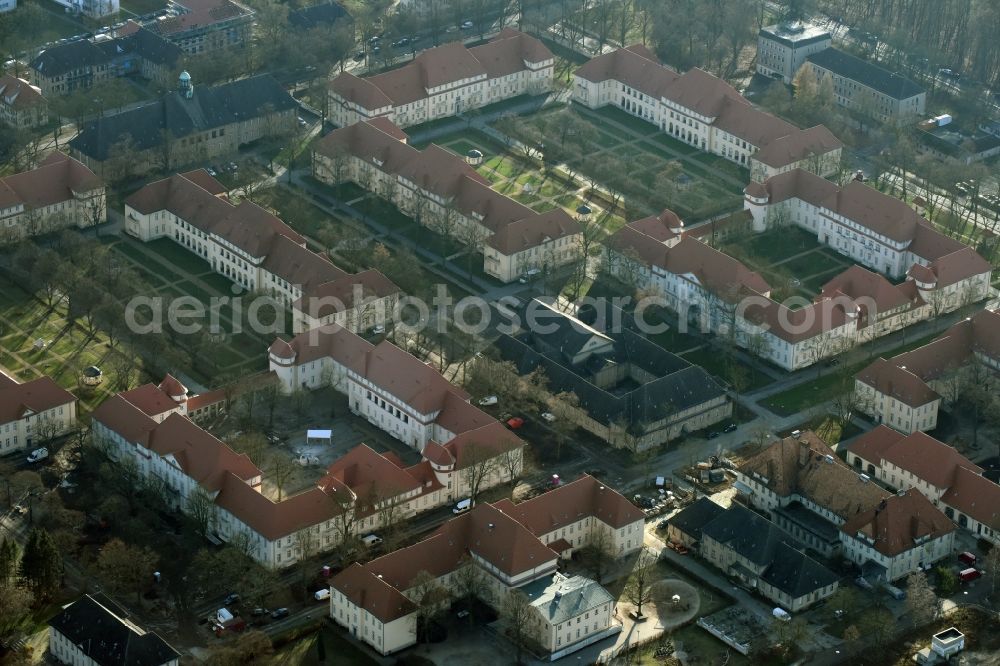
[[124, 170, 399, 334], [313, 118, 581, 283], [0, 371, 77, 455], [756, 22, 832, 83], [573, 45, 841, 171], [329, 29, 553, 129]]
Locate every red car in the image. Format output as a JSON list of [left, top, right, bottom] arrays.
[[506, 417, 525, 429], [958, 551, 977, 566], [960, 568, 981, 583]]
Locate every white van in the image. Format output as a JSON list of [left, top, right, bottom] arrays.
[[314, 588, 331, 601], [361, 534, 383, 548], [453, 499, 472, 514]]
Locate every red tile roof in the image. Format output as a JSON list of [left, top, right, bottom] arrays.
[[330, 563, 416, 623], [849, 426, 981, 490], [752, 125, 843, 168], [0, 151, 101, 212], [840, 488, 954, 557], [313, 119, 580, 256], [119, 383, 181, 417], [330, 30, 551, 110], [320, 444, 421, 504], [0, 75, 45, 111], [147, 413, 261, 491], [940, 466, 1000, 532], [0, 376, 76, 424], [493, 474, 644, 534]]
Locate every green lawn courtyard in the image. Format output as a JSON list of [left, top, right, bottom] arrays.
[[98, 235, 274, 383], [490, 103, 747, 222], [0, 277, 139, 417]]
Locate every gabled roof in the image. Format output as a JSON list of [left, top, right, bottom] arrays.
[[330, 563, 416, 624], [48, 594, 180, 666], [492, 474, 644, 534], [147, 413, 261, 491], [807, 47, 923, 100], [320, 444, 421, 502], [752, 125, 843, 169], [0, 75, 45, 111], [849, 426, 981, 490], [118, 383, 180, 418], [666, 496, 727, 541], [940, 466, 1000, 532], [738, 432, 889, 520], [0, 151, 102, 212], [314, 118, 579, 257], [0, 376, 76, 424], [70, 75, 294, 161], [329, 30, 551, 109], [840, 488, 954, 557]]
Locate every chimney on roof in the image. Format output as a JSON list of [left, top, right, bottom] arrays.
[[798, 439, 810, 467]]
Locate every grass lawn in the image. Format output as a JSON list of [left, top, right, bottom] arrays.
[[739, 226, 822, 266], [762, 369, 856, 416], [781, 250, 847, 277], [0, 276, 143, 416], [648, 133, 700, 156], [591, 105, 660, 136], [690, 152, 750, 183], [144, 238, 214, 276], [681, 347, 774, 391]]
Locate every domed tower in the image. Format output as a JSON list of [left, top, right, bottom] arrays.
[[178, 71, 194, 99], [421, 441, 455, 490], [907, 263, 938, 300], [268, 338, 298, 392], [158, 374, 188, 404], [744, 181, 770, 233]]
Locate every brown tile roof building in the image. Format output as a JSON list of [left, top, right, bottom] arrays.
[[330, 29, 552, 110], [752, 125, 843, 169], [125, 170, 399, 318], [0, 151, 102, 212], [849, 425, 982, 490], [0, 375, 76, 424], [492, 474, 644, 534], [856, 309, 1000, 407], [313, 119, 580, 259], [331, 474, 637, 623], [940, 466, 1000, 534], [840, 488, 954, 557], [738, 432, 890, 520]]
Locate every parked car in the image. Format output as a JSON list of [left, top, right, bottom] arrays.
[[251, 607, 269, 617], [371, 324, 385, 335], [707, 431, 720, 439], [540, 412, 556, 422], [314, 589, 331, 601], [505, 417, 524, 429], [477, 395, 498, 406], [656, 519, 669, 531], [361, 534, 383, 548], [959, 551, 978, 566], [453, 498, 472, 514], [26, 448, 48, 464], [352, 51, 365, 61], [960, 568, 982, 582], [461, 19, 474, 29], [723, 423, 737, 433], [224, 593, 240, 606], [270, 608, 290, 619]]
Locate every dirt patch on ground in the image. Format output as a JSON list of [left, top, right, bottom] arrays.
[[651, 579, 700, 629]]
